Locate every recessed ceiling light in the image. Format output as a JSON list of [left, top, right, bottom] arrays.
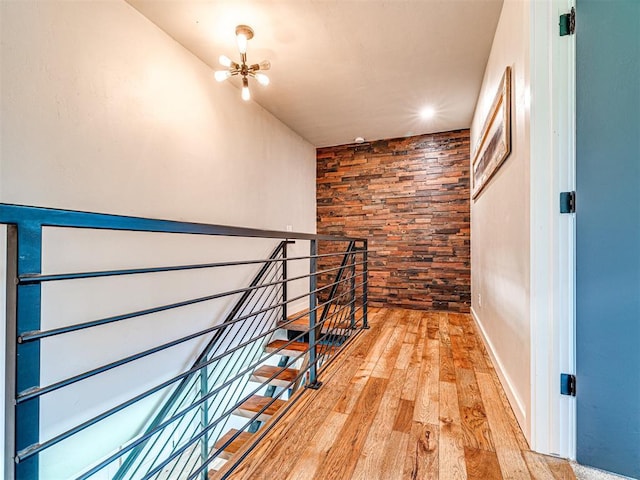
[[420, 107, 436, 120], [354, 137, 365, 144]]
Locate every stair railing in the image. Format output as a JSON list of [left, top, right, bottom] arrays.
[[1, 203, 368, 480]]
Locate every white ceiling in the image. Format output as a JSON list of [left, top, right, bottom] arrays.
[[127, 0, 503, 147]]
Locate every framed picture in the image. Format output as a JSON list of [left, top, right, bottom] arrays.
[[472, 66, 512, 199]]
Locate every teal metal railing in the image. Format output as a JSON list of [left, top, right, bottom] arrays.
[[1, 204, 368, 480]]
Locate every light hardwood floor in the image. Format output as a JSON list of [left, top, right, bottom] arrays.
[[218, 308, 576, 480]]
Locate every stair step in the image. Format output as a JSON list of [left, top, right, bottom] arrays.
[[265, 339, 340, 358], [250, 365, 300, 388], [213, 429, 253, 461], [265, 339, 310, 357], [280, 315, 353, 334], [233, 395, 287, 422]]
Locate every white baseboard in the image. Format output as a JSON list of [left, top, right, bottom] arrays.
[[470, 307, 529, 441]]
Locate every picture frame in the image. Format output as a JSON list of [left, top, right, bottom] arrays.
[[471, 66, 512, 199]]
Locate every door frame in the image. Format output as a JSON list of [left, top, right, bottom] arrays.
[[529, 0, 576, 459]]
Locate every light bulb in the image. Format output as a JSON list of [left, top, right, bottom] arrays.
[[258, 60, 271, 71], [255, 73, 270, 86], [236, 33, 248, 54], [420, 106, 436, 119], [214, 70, 231, 82], [241, 77, 251, 101], [219, 55, 232, 68]]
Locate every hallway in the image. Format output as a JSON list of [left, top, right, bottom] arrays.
[[217, 308, 576, 479]]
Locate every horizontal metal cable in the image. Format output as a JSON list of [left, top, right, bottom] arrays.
[[16, 320, 314, 461], [18, 259, 366, 343], [18, 248, 368, 284], [17, 285, 365, 466], [17, 275, 361, 403]]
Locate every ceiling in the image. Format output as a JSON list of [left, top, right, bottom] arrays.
[[127, 0, 503, 147]]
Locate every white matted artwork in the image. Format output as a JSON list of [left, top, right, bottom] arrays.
[[472, 66, 512, 199]]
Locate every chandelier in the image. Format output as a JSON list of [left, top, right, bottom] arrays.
[[214, 25, 271, 101]]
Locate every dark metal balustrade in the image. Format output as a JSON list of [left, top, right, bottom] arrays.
[[1, 204, 368, 480]]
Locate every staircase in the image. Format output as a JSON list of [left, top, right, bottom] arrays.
[[210, 305, 347, 476]]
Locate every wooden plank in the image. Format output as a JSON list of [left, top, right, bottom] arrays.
[[455, 367, 494, 451], [440, 344, 457, 383], [250, 365, 300, 388], [371, 320, 406, 378], [485, 366, 530, 451], [393, 398, 415, 434], [264, 339, 309, 357], [395, 342, 413, 371], [543, 454, 578, 480], [450, 333, 474, 369], [379, 430, 410, 479], [403, 422, 439, 480], [351, 366, 407, 480], [439, 381, 467, 480], [214, 429, 254, 460], [313, 377, 389, 480], [476, 371, 531, 478], [233, 395, 287, 422], [464, 447, 503, 480], [413, 339, 439, 424], [354, 310, 399, 383], [284, 411, 349, 480], [400, 314, 426, 402], [439, 312, 452, 348], [426, 311, 440, 340], [522, 450, 557, 480]]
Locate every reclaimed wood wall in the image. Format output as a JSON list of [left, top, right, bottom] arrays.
[[316, 130, 471, 312]]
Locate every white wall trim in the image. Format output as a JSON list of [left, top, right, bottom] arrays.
[[471, 307, 527, 431], [529, 0, 576, 459]]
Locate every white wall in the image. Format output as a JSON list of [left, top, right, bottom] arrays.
[[470, 0, 531, 441], [0, 1, 316, 477]]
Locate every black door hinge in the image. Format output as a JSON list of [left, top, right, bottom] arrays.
[[560, 191, 576, 213], [561, 373, 576, 396], [560, 7, 576, 36]]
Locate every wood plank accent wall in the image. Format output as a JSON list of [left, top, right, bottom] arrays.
[[316, 130, 471, 312]]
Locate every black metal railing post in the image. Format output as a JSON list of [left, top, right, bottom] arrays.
[[362, 240, 369, 329], [350, 250, 356, 328], [199, 365, 209, 480], [281, 241, 288, 324], [307, 240, 322, 389]]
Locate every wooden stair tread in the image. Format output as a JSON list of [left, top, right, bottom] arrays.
[[281, 305, 355, 333], [250, 365, 299, 388], [281, 316, 352, 333], [265, 339, 310, 356], [265, 339, 340, 358], [234, 395, 287, 422], [214, 429, 253, 460]]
